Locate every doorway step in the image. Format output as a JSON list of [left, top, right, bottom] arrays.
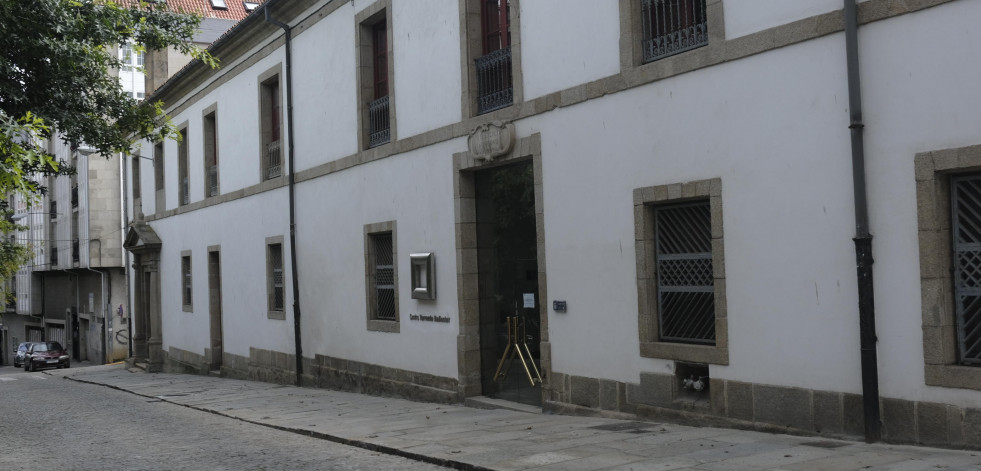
[[465, 396, 542, 414]]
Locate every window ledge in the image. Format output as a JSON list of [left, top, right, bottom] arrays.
[[267, 310, 285, 320], [925, 364, 981, 391], [640, 340, 728, 365], [367, 319, 400, 333]]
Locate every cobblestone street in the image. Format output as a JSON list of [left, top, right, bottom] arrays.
[[0, 365, 449, 471]]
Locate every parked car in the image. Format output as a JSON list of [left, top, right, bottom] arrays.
[[23, 342, 69, 371], [12, 342, 33, 368]]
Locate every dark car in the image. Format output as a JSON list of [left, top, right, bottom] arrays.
[[12, 342, 33, 368], [23, 342, 69, 371]]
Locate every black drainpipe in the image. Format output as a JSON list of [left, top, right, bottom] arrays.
[[844, 0, 881, 443], [265, 5, 303, 387]]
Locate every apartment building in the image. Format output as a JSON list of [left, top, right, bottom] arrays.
[[124, 0, 981, 448]]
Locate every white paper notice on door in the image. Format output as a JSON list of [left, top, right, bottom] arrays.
[[523, 293, 535, 308]]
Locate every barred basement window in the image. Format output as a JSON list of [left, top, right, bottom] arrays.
[[655, 201, 714, 344], [635, 178, 727, 365], [951, 174, 981, 365], [365, 221, 399, 332], [181, 253, 192, 311], [641, 0, 707, 63], [268, 243, 284, 312], [372, 233, 395, 320]]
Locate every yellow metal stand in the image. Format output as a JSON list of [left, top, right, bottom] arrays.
[[492, 316, 542, 386]]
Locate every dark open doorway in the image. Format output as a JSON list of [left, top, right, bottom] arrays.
[[476, 160, 541, 406]]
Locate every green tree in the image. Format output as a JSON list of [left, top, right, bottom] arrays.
[[0, 0, 217, 297]]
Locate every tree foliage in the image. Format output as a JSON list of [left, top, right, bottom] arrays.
[[0, 0, 217, 300]]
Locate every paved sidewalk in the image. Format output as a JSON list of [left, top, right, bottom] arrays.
[[48, 365, 981, 470]]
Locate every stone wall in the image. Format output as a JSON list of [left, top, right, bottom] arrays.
[[166, 346, 458, 404], [547, 371, 981, 449]]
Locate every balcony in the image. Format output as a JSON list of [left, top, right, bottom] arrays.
[[367, 95, 390, 148], [180, 177, 189, 205], [475, 46, 513, 115], [641, 0, 708, 63], [266, 140, 282, 179], [207, 165, 218, 197]]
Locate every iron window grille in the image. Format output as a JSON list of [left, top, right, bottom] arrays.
[[371, 232, 396, 321], [950, 174, 981, 365], [269, 243, 284, 311], [368, 96, 390, 148], [71, 186, 78, 208], [51, 247, 58, 266], [72, 239, 79, 263], [654, 200, 715, 344], [182, 255, 192, 307], [641, 0, 708, 63], [475, 46, 513, 114], [49, 201, 56, 219], [266, 140, 282, 179]]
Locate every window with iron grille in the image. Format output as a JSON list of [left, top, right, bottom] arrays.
[[951, 174, 981, 365], [635, 178, 727, 365], [203, 109, 219, 197], [181, 254, 192, 310], [178, 128, 189, 206], [916, 149, 981, 392], [260, 74, 282, 180], [475, 0, 513, 114], [365, 221, 399, 332], [367, 18, 390, 147], [655, 201, 714, 344], [357, 3, 394, 150], [641, 0, 707, 63], [267, 242, 284, 314]]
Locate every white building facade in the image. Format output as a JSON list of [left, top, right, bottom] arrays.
[[124, 0, 981, 448]]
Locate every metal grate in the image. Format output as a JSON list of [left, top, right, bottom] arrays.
[[951, 175, 981, 365], [266, 140, 282, 179], [641, 0, 708, 63], [368, 96, 390, 148], [655, 201, 715, 344], [475, 46, 513, 115], [373, 233, 396, 320], [271, 244, 284, 311], [182, 256, 192, 306]]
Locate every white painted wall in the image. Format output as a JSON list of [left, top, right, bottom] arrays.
[[296, 138, 462, 378], [391, 0, 463, 138], [122, 0, 981, 410], [520, 0, 621, 100], [852, 0, 981, 407], [152, 188, 293, 358], [723, 0, 862, 39], [292, 7, 360, 168]]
